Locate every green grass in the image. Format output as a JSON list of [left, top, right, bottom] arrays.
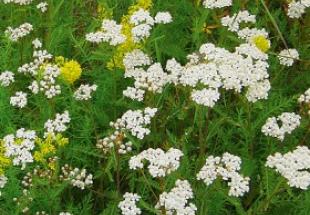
[[0, 0, 310, 214]]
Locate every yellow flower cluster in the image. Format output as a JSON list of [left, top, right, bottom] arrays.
[[59, 59, 82, 84], [107, 0, 153, 70], [33, 134, 68, 167], [252, 35, 270, 53], [0, 141, 11, 176]]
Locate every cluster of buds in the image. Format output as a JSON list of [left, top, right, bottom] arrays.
[[96, 131, 133, 155]]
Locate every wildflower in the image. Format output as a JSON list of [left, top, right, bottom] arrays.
[[60, 165, 93, 190], [278, 48, 299, 66], [287, 0, 310, 18], [36, 2, 48, 13], [5, 23, 33, 42], [10, 91, 27, 108], [60, 60, 82, 84], [203, 0, 232, 9], [261, 112, 301, 141], [118, 193, 141, 215], [73, 84, 97, 101], [2, 0, 33, 5], [129, 148, 183, 177], [266, 146, 310, 189], [32, 38, 42, 49], [251, 35, 271, 53], [197, 153, 250, 197], [156, 180, 197, 215], [44, 111, 71, 137], [0, 71, 15, 87], [3, 128, 36, 169], [221, 10, 256, 32]]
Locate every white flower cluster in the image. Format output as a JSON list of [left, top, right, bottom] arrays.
[[18, 41, 53, 76], [10, 91, 27, 108], [124, 39, 270, 106], [29, 65, 61, 98], [197, 153, 250, 197], [86, 19, 126, 46], [3, 128, 36, 169], [298, 88, 310, 104], [287, 0, 310, 19], [97, 135, 133, 155], [278, 49, 299, 67], [118, 192, 141, 215], [203, 0, 232, 9], [0, 71, 15, 87], [73, 84, 97, 101], [109, 107, 157, 139], [221, 10, 256, 32], [2, 0, 33, 5], [130, 9, 172, 42], [59, 212, 73, 215], [129, 148, 183, 177], [266, 146, 310, 189], [5, 23, 33, 42], [156, 180, 197, 215], [44, 111, 71, 137], [36, 2, 48, 13], [0, 175, 8, 196], [60, 165, 93, 190], [261, 112, 301, 141]]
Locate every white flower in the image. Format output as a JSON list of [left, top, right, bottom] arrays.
[[156, 180, 197, 215], [44, 111, 71, 137], [288, 1, 306, 19], [278, 49, 299, 66], [261, 112, 301, 141], [2, 0, 33, 5], [10, 91, 27, 108], [129, 148, 183, 177], [32, 38, 42, 49], [123, 49, 151, 71], [73, 84, 97, 101], [203, 0, 232, 9], [266, 146, 310, 189], [221, 10, 256, 32], [118, 193, 141, 215], [0, 71, 15, 87], [61, 166, 93, 190], [197, 153, 250, 197], [59, 213, 72, 215], [123, 87, 145, 101], [86, 19, 125, 46], [28, 81, 39, 94], [36, 2, 48, 13], [154, 12, 173, 24], [0, 175, 8, 189], [5, 23, 33, 42], [298, 88, 310, 104], [3, 128, 36, 169], [191, 88, 220, 107]]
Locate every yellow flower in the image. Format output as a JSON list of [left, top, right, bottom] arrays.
[[60, 60, 82, 84], [252, 35, 270, 53], [0, 141, 11, 175], [55, 56, 65, 66]]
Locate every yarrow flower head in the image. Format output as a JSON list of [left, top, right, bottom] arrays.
[[0, 71, 15, 87], [203, 0, 232, 9], [287, 0, 310, 19], [73, 84, 97, 101], [118, 192, 141, 215], [44, 111, 71, 137], [5, 23, 33, 42], [10, 91, 27, 108], [129, 148, 183, 177], [266, 146, 310, 189], [2, 0, 33, 5], [86, 19, 126, 46], [60, 165, 93, 190], [197, 153, 250, 197], [278, 49, 299, 66], [2, 128, 36, 169], [261, 112, 301, 141], [156, 180, 197, 215], [36, 2, 48, 13]]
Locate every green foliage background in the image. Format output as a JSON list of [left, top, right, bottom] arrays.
[[0, 0, 309, 214]]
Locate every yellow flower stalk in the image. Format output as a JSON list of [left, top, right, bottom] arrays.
[[0, 141, 11, 175], [60, 60, 82, 84], [252, 35, 270, 53], [107, 0, 153, 70]]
